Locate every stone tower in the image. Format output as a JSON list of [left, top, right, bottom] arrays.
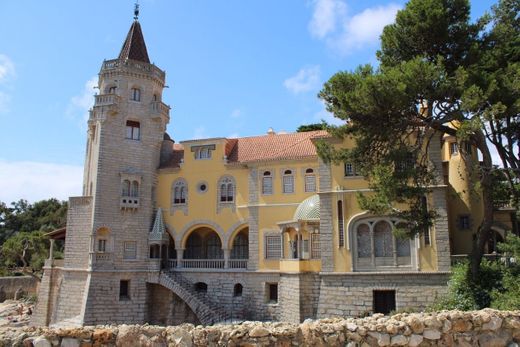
[[33, 12, 170, 325]]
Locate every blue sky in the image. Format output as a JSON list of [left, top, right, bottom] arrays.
[[0, 0, 497, 202]]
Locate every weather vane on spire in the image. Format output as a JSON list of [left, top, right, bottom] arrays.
[[134, 1, 140, 20]]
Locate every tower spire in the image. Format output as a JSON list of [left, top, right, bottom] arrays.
[[118, 1, 150, 63]]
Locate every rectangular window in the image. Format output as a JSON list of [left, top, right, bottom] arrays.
[[262, 176, 273, 194], [267, 283, 278, 303], [305, 175, 316, 192], [373, 290, 395, 315], [193, 145, 215, 160], [123, 241, 137, 260], [98, 239, 106, 252], [450, 142, 459, 156], [119, 280, 130, 300], [265, 235, 281, 259], [125, 121, 140, 140], [311, 233, 321, 259], [344, 163, 356, 177], [283, 175, 294, 193], [459, 215, 470, 229]]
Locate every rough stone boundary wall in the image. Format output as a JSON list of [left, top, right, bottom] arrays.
[[0, 276, 38, 301], [6, 309, 519, 346]]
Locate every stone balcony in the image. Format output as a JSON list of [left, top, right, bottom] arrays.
[[150, 101, 170, 120], [101, 58, 166, 83], [120, 196, 139, 210], [93, 94, 121, 115]]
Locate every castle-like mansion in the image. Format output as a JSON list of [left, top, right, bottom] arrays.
[[32, 14, 513, 326]]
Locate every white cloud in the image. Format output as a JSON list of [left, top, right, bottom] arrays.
[[0, 160, 83, 203], [66, 76, 98, 124], [308, 1, 401, 55], [230, 109, 242, 118], [308, 0, 347, 39], [0, 55, 15, 83], [334, 4, 401, 54], [284, 65, 321, 94]]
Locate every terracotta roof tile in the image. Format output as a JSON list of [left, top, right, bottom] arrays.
[[159, 131, 329, 169], [118, 20, 150, 63], [227, 130, 329, 163]]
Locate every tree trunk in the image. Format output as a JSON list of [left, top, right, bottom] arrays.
[[470, 131, 495, 281]]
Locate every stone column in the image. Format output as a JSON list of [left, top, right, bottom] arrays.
[[247, 168, 259, 270], [176, 248, 184, 268], [223, 249, 230, 269], [318, 158, 334, 272], [429, 133, 451, 272]]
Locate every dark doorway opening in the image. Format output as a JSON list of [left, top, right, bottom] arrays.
[[373, 290, 396, 314]]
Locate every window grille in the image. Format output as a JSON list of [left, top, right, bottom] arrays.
[[265, 235, 281, 259]]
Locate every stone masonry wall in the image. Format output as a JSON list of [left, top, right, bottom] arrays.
[[63, 197, 92, 269], [146, 283, 200, 326], [0, 276, 38, 302], [11, 309, 520, 347], [317, 273, 449, 318]]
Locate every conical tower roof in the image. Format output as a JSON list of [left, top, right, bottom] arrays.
[[118, 20, 150, 63]]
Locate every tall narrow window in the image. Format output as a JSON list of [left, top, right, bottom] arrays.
[[282, 170, 294, 193], [98, 239, 106, 252], [337, 200, 345, 247], [374, 221, 393, 257], [119, 280, 130, 300], [262, 171, 273, 195], [311, 233, 321, 259], [122, 180, 131, 197], [130, 88, 141, 101], [304, 168, 316, 192], [267, 283, 278, 303], [126, 120, 140, 140], [130, 181, 139, 197]]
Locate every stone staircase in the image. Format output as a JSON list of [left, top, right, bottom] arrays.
[[157, 272, 230, 325]]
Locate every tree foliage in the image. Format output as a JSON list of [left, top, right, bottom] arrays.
[[0, 198, 67, 244], [1, 231, 48, 279], [318, 0, 519, 278], [296, 123, 327, 132]]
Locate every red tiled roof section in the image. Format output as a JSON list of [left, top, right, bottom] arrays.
[[118, 21, 150, 63], [227, 130, 329, 163]]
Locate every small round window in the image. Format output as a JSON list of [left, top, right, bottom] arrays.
[[197, 182, 208, 193]]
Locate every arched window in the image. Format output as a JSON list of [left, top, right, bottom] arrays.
[[130, 87, 141, 101], [121, 180, 131, 197], [219, 176, 235, 202], [282, 169, 294, 193], [304, 168, 316, 192], [130, 181, 139, 197], [172, 179, 187, 205], [354, 218, 413, 270], [153, 94, 159, 101], [357, 224, 371, 258], [374, 221, 393, 257], [108, 86, 117, 94], [233, 283, 243, 297], [262, 171, 273, 195]]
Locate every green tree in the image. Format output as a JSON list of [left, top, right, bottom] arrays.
[[296, 123, 327, 132], [1, 231, 48, 280], [318, 0, 519, 279], [0, 198, 67, 244]]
